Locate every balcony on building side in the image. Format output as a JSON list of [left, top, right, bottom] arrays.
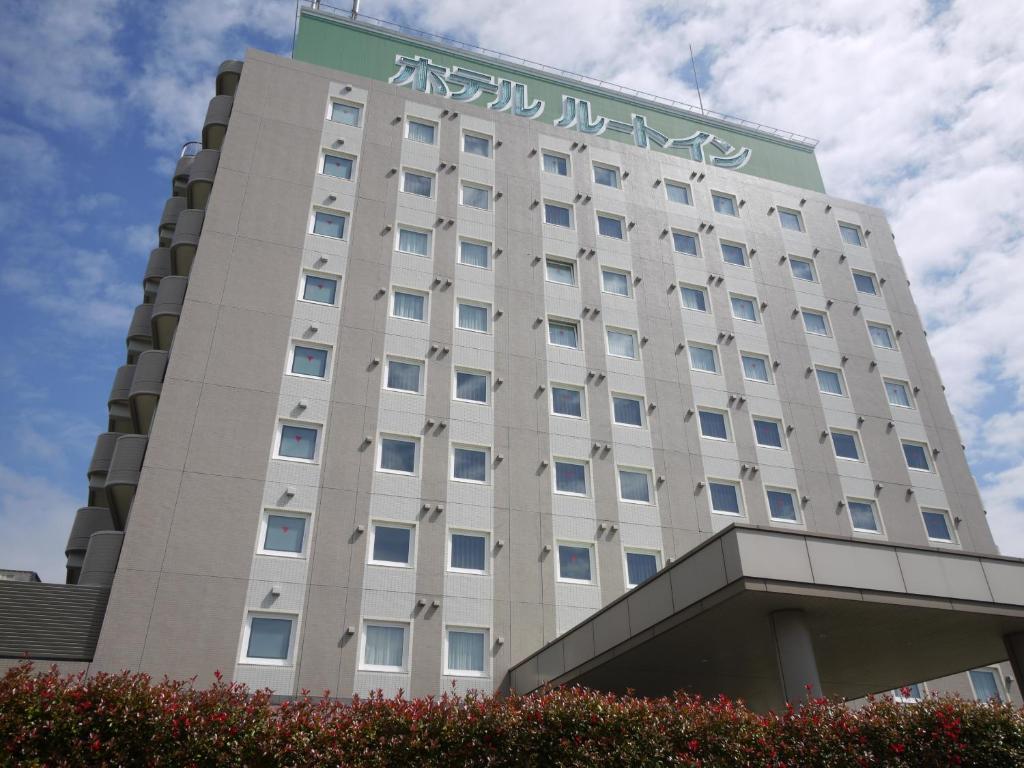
[[216, 60, 243, 96], [65, 507, 117, 585], [150, 276, 187, 350], [186, 149, 219, 210], [129, 350, 168, 434], [105, 435, 147, 528], [143, 247, 172, 303], [107, 364, 136, 434], [169, 210, 204, 276], [158, 196, 187, 247], [126, 303, 154, 364], [202, 94, 233, 151]]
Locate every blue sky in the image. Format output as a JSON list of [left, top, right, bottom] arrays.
[[1, 0, 1021, 582]]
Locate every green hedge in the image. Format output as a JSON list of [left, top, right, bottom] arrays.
[[2, 662, 1023, 766]]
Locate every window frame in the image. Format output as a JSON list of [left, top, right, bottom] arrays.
[[801, 309, 832, 337], [358, 620, 410, 673], [541, 150, 570, 176], [288, 341, 331, 381], [455, 299, 492, 334], [383, 356, 424, 395], [868, 322, 897, 350], [623, 548, 662, 588], [400, 168, 435, 198], [671, 229, 701, 257], [741, 352, 772, 384], [320, 150, 356, 181], [789, 256, 817, 282], [847, 497, 884, 534], [447, 529, 490, 575], [688, 343, 720, 374], [853, 270, 880, 295], [711, 191, 739, 217], [257, 509, 311, 559], [451, 444, 491, 485], [596, 211, 627, 240], [405, 117, 437, 145], [550, 383, 586, 419], [605, 326, 640, 360], [543, 200, 574, 229], [611, 392, 645, 428], [765, 487, 802, 524], [902, 440, 933, 472], [600, 266, 632, 297], [697, 408, 731, 441], [553, 458, 590, 497], [708, 479, 744, 517], [544, 256, 577, 287], [328, 99, 362, 127], [729, 293, 760, 323], [462, 130, 492, 158], [394, 224, 432, 258], [241, 612, 297, 666], [921, 507, 957, 544], [815, 365, 847, 397], [460, 180, 492, 210], [753, 416, 786, 450], [592, 162, 621, 189], [390, 287, 428, 322], [838, 222, 865, 247], [617, 465, 655, 505], [884, 378, 915, 409], [309, 208, 348, 240], [968, 667, 1005, 702], [444, 626, 490, 677], [548, 317, 582, 350], [376, 433, 420, 476], [720, 239, 749, 267], [275, 421, 321, 464], [367, 520, 416, 568], [453, 367, 490, 405], [555, 540, 597, 584], [830, 429, 863, 462], [457, 237, 491, 270], [778, 207, 804, 232], [298, 270, 341, 307], [680, 283, 709, 313], [664, 179, 692, 205]]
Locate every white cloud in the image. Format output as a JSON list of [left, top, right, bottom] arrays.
[[0, 465, 78, 583]]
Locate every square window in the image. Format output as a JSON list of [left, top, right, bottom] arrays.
[[370, 523, 413, 566], [593, 164, 619, 188], [407, 119, 436, 144], [551, 385, 584, 418], [449, 532, 487, 572], [245, 615, 294, 662], [385, 359, 422, 393], [831, 430, 861, 460], [665, 181, 692, 205], [548, 319, 580, 349], [853, 271, 879, 295], [554, 460, 587, 495], [893, 683, 925, 703], [459, 239, 490, 268], [779, 209, 803, 232], [625, 550, 660, 587], [802, 310, 830, 336], [542, 152, 569, 175], [455, 370, 488, 403], [322, 153, 353, 180], [789, 257, 816, 281], [392, 289, 426, 321], [597, 214, 625, 239], [848, 499, 881, 532], [453, 446, 488, 483], [754, 418, 784, 448], [612, 395, 643, 426], [607, 328, 638, 359], [457, 302, 490, 332], [619, 468, 652, 503], [869, 323, 895, 349], [361, 623, 406, 671], [721, 242, 747, 266], [330, 101, 361, 126], [545, 258, 576, 286], [302, 273, 338, 305], [681, 285, 708, 312], [885, 380, 913, 408], [261, 513, 307, 555], [544, 202, 572, 227], [463, 132, 491, 157], [402, 170, 433, 197], [557, 543, 594, 582], [278, 424, 318, 462], [672, 230, 699, 256], [709, 481, 742, 515], [742, 354, 770, 383], [730, 295, 759, 322], [397, 226, 430, 256], [903, 441, 931, 471], [461, 183, 491, 210], [969, 668, 1003, 702], [446, 628, 486, 675], [922, 508, 955, 542], [698, 409, 729, 440], [689, 344, 719, 373], [601, 268, 631, 296], [767, 488, 799, 522], [291, 344, 329, 378], [712, 192, 738, 216], [312, 210, 346, 239], [816, 367, 845, 396], [839, 222, 864, 246], [379, 436, 417, 474]]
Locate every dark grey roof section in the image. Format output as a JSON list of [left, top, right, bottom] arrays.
[[186, 149, 219, 210], [216, 60, 243, 96], [0, 582, 109, 661], [170, 210, 204, 276], [144, 247, 172, 302], [202, 94, 233, 151], [158, 196, 187, 247], [151, 275, 187, 350]]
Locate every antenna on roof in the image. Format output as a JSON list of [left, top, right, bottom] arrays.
[[351, 0, 359, 18], [689, 44, 704, 114]]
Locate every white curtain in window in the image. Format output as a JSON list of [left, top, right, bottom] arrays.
[[448, 631, 484, 672], [460, 241, 489, 267], [803, 312, 828, 335], [398, 228, 429, 255], [607, 330, 637, 358], [817, 370, 843, 395], [393, 292, 423, 320], [458, 304, 488, 332], [388, 361, 420, 391], [555, 462, 586, 494], [742, 356, 769, 382], [454, 448, 486, 481], [549, 322, 578, 347], [364, 625, 404, 667], [886, 382, 911, 407], [731, 297, 757, 322], [408, 121, 434, 143], [603, 270, 629, 295], [690, 346, 717, 372], [869, 325, 893, 348], [681, 287, 705, 311], [450, 534, 485, 570], [619, 470, 650, 502]]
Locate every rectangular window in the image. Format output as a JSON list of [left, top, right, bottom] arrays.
[[551, 385, 583, 418], [612, 395, 643, 426], [362, 623, 406, 671], [681, 285, 708, 312], [597, 214, 625, 239], [689, 344, 718, 373], [802, 310, 830, 336], [542, 152, 569, 175], [789, 257, 816, 282], [831, 430, 861, 461], [370, 523, 413, 566], [554, 460, 587, 495], [544, 202, 572, 227], [712, 192, 738, 216], [261, 513, 307, 555], [312, 210, 346, 239], [450, 532, 487, 573], [853, 271, 879, 295], [446, 629, 486, 675], [868, 323, 895, 349], [459, 239, 489, 268], [885, 380, 913, 408], [606, 328, 638, 359], [601, 268, 631, 296], [407, 119, 436, 144], [922, 508, 955, 542], [672, 230, 699, 256], [754, 418, 784, 448], [848, 499, 881, 533], [455, 370, 488, 403], [619, 468, 652, 503], [322, 153, 353, 180], [709, 481, 742, 515], [545, 258, 576, 286], [816, 367, 845, 396], [893, 684, 925, 703], [291, 344, 329, 378], [302, 273, 338, 305], [548, 319, 580, 349], [402, 170, 433, 197], [593, 164, 619, 188], [625, 550, 660, 587], [461, 183, 490, 210], [742, 354, 770, 383], [969, 668, 1003, 702], [330, 101, 361, 126], [839, 222, 864, 246], [665, 181, 691, 204], [453, 446, 488, 483], [379, 436, 417, 474], [244, 615, 294, 663], [721, 242, 747, 266], [397, 227, 430, 256], [902, 441, 932, 471], [557, 543, 593, 582], [730, 295, 759, 322], [392, 290, 426, 321], [698, 409, 729, 440], [385, 359, 422, 393], [463, 132, 491, 157], [278, 424, 318, 462], [457, 302, 490, 332], [778, 208, 803, 231], [767, 489, 799, 522]]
